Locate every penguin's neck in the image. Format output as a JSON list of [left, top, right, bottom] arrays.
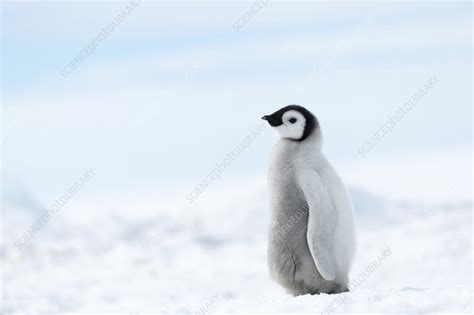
[[295, 129, 325, 165], [272, 128, 324, 167], [299, 128, 323, 151]]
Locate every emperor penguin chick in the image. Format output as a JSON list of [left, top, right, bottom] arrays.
[[262, 105, 356, 296]]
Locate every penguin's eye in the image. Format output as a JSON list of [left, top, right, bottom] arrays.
[[289, 118, 297, 124]]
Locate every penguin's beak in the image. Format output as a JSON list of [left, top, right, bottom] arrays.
[[261, 114, 281, 127]]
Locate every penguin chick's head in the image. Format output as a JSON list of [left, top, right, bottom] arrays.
[[261, 105, 318, 141]]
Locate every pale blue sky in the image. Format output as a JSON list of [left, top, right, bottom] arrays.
[[1, 1, 472, 202]]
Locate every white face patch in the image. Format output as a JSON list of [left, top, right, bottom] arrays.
[[273, 110, 306, 140]]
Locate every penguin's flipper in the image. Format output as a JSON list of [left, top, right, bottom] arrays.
[[298, 170, 337, 281]]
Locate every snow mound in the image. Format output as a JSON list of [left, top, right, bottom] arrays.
[[1, 151, 472, 313]]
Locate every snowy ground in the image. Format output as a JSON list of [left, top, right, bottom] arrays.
[[1, 150, 472, 314]]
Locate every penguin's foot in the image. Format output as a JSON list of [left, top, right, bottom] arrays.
[[326, 283, 349, 294]]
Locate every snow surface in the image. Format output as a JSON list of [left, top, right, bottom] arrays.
[[1, 150, 472, 314]]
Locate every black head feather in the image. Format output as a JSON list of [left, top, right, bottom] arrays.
[[261, 105, 318, 141]]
